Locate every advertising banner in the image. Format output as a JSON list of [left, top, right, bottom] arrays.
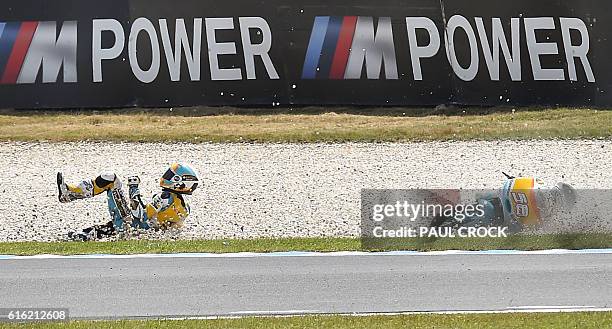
[[0, 0, 609, 108]]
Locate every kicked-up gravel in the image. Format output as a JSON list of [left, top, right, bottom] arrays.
[[0, 140, 611, 242]]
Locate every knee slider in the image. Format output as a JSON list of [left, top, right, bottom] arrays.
[[96, 172, 121, 189]]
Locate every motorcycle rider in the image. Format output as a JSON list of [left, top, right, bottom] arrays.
[[431, 174, 577, 233], [57, 163, 199, 241]]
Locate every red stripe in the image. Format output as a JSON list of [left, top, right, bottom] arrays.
[[329, 16, 357, 80], [1, 21, 38, 84]]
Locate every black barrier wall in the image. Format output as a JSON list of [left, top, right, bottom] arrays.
[[0, 0, 609, 108]]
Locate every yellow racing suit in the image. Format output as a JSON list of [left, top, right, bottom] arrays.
[[131, 187, 190, 229], [62, 173, 190, 239]]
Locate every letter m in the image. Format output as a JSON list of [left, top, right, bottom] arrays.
[[344, 17, 398, 79], [18, 21, 77, 83]]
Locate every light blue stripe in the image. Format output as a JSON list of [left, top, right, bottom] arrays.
[[0, 23, 5, 39], [1, 249, 611, 260], [301, 16, 329, 79]]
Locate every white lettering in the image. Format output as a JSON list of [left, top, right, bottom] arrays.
[[92, 19, 124, 83], [475, 17, 521, 81], [524, 17, 564, 80], [560, 17, 594, 82], [405, 17, 440, 80], [159, 18, 202, 82], [445, 15, 479, 81], [206, 17, 241, 81], [129, 18, 161, 83], [239, 17, 279, 79]]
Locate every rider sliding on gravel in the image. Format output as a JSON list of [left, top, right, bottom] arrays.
[[430, 174, 578, 233], [56, 163, 200, 241]]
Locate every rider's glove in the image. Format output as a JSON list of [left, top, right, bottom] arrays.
[[127, 175, 141, 187], [127, 176, 142, 211]]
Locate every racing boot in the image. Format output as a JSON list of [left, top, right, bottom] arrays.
[[107, 187, 132, 231], [67, 221, 116, 241], [57, 172, 94, 203], [67, 230, 95, 241]]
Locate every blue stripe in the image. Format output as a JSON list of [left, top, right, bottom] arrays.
[[301, 16, 329, 79], [1, 249, 612, 260], [0, 23, 6, 40], [316, 16, 343, 79], [0, 22, 21, 76]]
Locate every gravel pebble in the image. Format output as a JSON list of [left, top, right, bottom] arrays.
[[0, 140, 611, 242]]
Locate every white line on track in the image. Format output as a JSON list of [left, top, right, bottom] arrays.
[[230, 310, 321, 315], [0, 248, 611, 260], [509, 305, 596, 309], [147, 306, 612, 321]]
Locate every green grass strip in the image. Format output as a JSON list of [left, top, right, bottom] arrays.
[[0, 233, 610, 256], [1, 312, 611, 329], [2, 108, 612, 142]]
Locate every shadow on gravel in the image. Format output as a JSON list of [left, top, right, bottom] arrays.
[[1, 105, 593, 118]]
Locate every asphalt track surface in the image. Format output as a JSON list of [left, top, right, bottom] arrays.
[[0, 252, 610, 319]]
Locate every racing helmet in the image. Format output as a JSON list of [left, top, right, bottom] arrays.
[[160, 163, 200, 194], [534, 181, 577, 219]]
